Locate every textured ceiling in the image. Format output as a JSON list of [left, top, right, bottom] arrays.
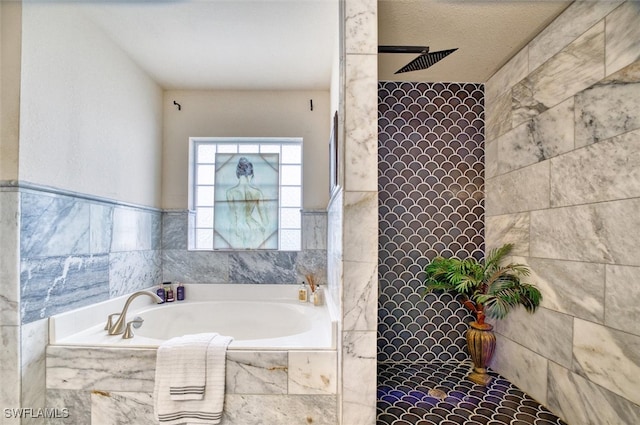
[[76, 0, 571, 90]]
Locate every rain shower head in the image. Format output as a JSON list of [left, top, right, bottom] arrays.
[[378, 45, 458, 74]]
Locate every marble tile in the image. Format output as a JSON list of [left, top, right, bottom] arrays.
[[223, 394, 337, 425], [342, 260, 377, 332], [109, 250, 161, 297], [529, 1, 622, 72], [485, 212, 529, 255], [22, 319, 48, 412], [547, 361, 640, 425], [490, 333, 548, 405], [342, 330, 376, 425], [493, 306, 573, 369], [20, 192, 90, 257], [498, 98, 574, 175], [89, 203, 113, 255], [0, 191, 20, 326], [525, 257, 604, 323], [343, 191, 377, 263], [605, 265, 640, 337], [574, 78, 640, 147], [484, 139, 498, 179], [162, 249, 228, 283], [110, 207, 155, 252], [45, 389, 91, 425], [296, 249, 328, 287], [229, 251, 297, 284], [605, 1, 640, 76], [301, 211, 327, 250], [91, 391, 155, 425], [485, 161, 549, 216], [21, 255, 110, 323], [573, 318, 640, 405], [0, 325, 20, 413], [485, 90, 513, 142], [344, 54, 378, 192], [344, 0, 377, 55], [512, 22, 604, 127], [289, 351, 337, 395], [552, 129, 640, 207], [46, 346, 156, 392], [530, 198, 640, 266], [486, 48, 528, 102], [162, 210, 188, 250], [326, 191, 343, 313], [226, 351, 288, 395]]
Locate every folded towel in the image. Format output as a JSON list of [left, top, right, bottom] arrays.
[[154, 334, 233, 425], [160, 333, 219, 401]]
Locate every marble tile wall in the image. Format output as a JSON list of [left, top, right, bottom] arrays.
[[45, 346, 338, 425], [161, 210, 327, 285], [485, 2, 640, 424], [20, 188, 162, 324]]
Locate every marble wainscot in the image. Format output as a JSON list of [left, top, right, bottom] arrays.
[[46, 284, 338, 425]]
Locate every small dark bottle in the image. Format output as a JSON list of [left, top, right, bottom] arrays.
[[156, 285, 166, 303], [164, 282, 175, 302], [176, 282, 185, 301]]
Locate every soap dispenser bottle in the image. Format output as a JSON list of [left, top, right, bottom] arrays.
[[176, 282, 185, 301], [164, 282, 175, 302], [156, 285, 166, 303], [298, 282, 308, 302]]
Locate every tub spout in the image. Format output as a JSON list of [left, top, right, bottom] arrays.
[[107, 290, 163, 335]]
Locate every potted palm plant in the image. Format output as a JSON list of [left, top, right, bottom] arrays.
[[423, 243, 542, 385]]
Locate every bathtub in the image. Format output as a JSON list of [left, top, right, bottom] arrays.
[[49, 284, 337, 350]]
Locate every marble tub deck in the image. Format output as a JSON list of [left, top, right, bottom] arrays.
[[377, 361, 567, 425]]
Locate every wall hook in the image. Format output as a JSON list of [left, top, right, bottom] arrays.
[[173, 100, 181, 111]]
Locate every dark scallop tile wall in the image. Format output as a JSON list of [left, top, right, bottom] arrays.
[[377, 81, 485, 364]]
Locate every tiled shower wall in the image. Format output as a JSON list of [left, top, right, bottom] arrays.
[[377, 82, 484, 364], [485, 2, 640, 423]]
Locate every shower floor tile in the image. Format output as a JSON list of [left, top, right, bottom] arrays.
[[377, 361, 568, 425]]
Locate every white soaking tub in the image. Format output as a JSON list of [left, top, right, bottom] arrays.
[[49, 284, 336, 350]]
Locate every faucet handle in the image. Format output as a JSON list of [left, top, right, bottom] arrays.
[[123, 318, 143, 339], [104, 313, 120, 331]]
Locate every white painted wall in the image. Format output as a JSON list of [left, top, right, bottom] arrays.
[[19, 3, 163, 207], [162, 90, 331, 210], [0, 2, 21, 181]]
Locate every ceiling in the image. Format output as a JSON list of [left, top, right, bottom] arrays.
[[77, 0, 572, 91]]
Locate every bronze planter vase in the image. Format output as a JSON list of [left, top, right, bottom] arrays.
[[466, 321, 496, 385]]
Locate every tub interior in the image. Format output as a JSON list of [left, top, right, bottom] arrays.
[[49, 284, 337, 350]]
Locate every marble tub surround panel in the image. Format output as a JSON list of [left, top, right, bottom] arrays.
[[46, 389, 91, 425], [342, 259, 377, 332], [0, 325, 21, 412], [547, 361, 640, 425], [0, 190, 20, 327], [21, 319, 48, 413], [512, 22, 604, 127], [301, 210, 327, 250], [485, 2, 640, 421], [605, 1, 640, 76], [161, 210, 188, 250], [89, 203, 113, 254], [110, 206, 161, 252], [46, 346, 338, 424], [108, 250, 162, 297], [342, 330, 376, 425]]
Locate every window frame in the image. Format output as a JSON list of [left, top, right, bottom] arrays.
[[188, 137, 303, 251]]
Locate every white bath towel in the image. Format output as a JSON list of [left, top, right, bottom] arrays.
[[154, 333, 233, 425], [161, 333, 219, 401]]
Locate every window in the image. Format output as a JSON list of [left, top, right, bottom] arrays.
[[190, 137, 302, 251]]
